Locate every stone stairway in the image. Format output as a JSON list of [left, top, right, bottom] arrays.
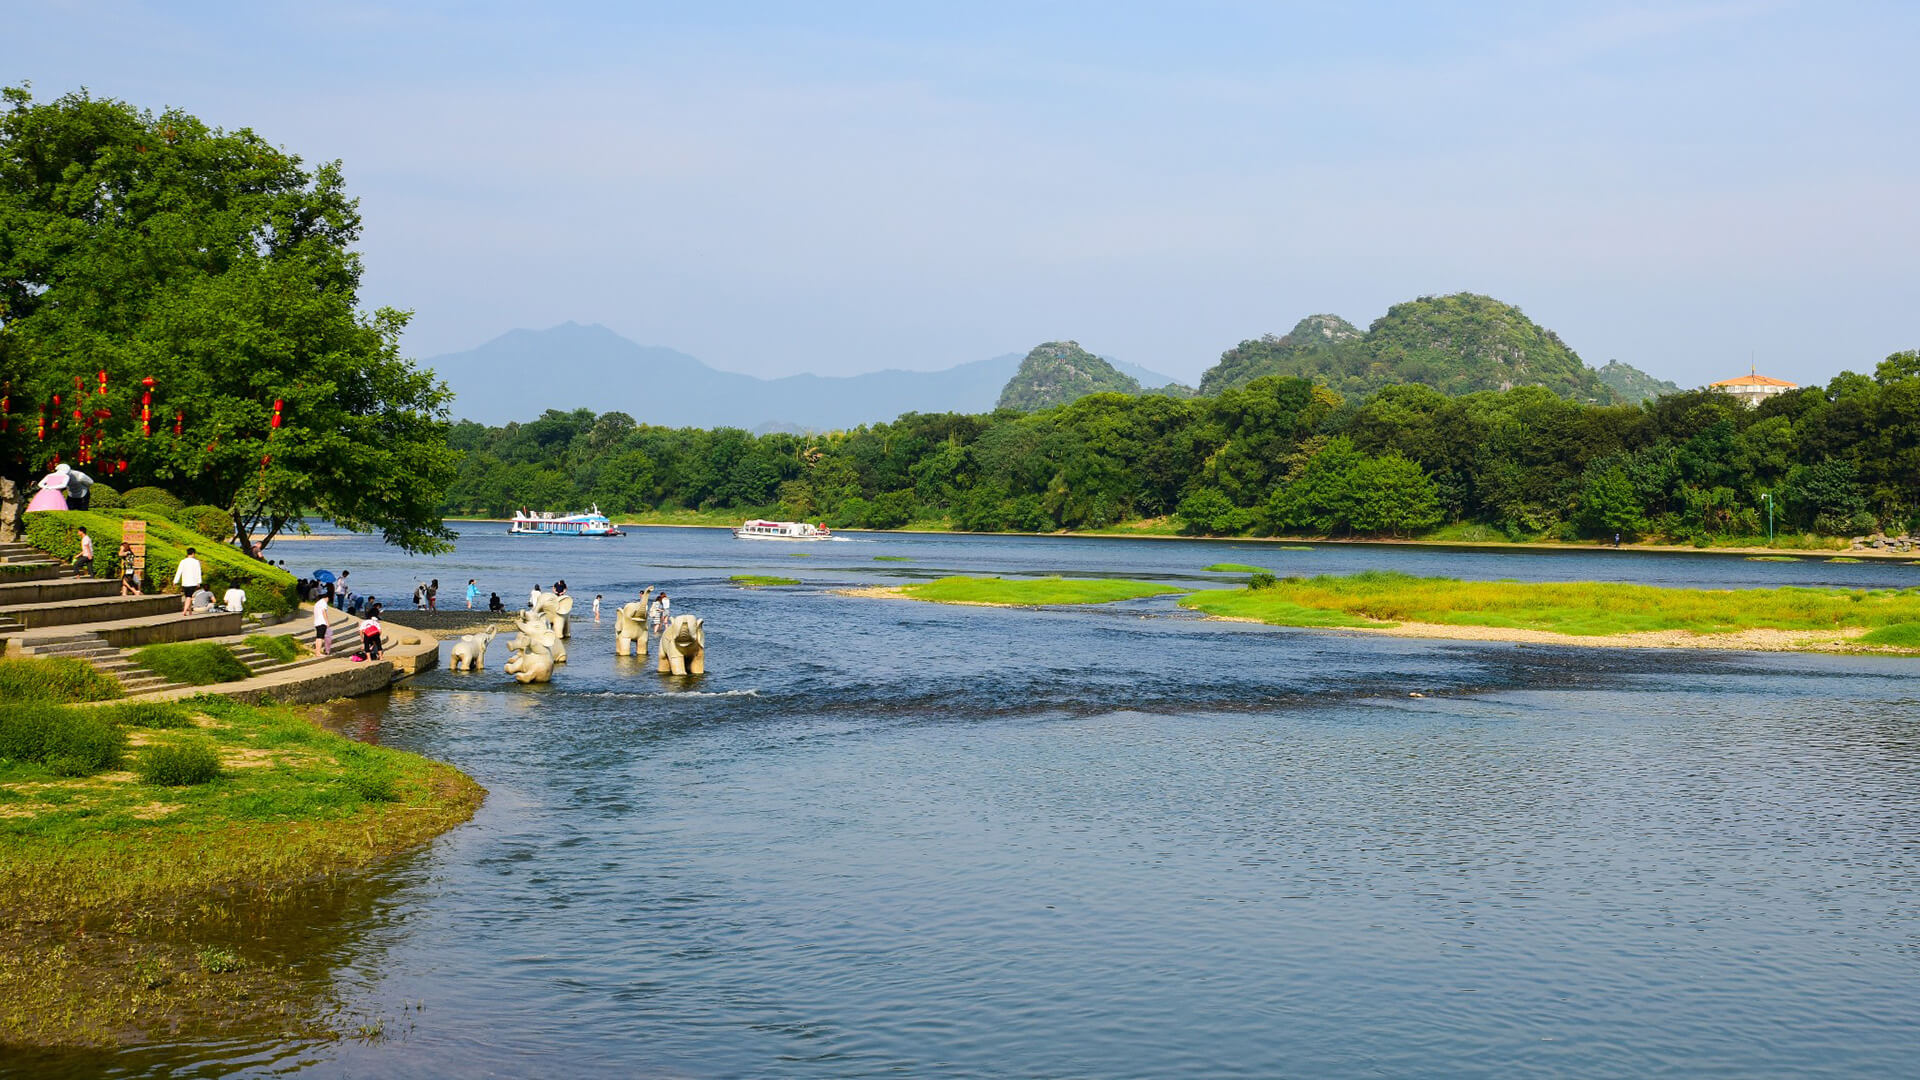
[[15, 630, 176, 694]]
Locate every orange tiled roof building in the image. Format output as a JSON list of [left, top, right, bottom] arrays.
[[1709, 371, 1797, 408]]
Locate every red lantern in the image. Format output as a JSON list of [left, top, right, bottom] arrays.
[[97, 370, 108, 396], [271, 398, 284, 429], [116, 459, 128, 473], [141, 377, 155, 436], [173, 410, 183, 436], [37, 405, 46, 441]]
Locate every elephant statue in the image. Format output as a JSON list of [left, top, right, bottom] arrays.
[[530, 590, 577, 638], [615, 589, 652, 657], [511, 608, 567, 664], [503, 641, 555, 684], [656, 614, 706, 676], [449, 627, 497, 671]]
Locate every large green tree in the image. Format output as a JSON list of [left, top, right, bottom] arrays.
[[0, 86, 456, 552]]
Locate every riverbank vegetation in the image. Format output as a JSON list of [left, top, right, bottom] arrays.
[[0, 657, 123, 704], [0, 694, 483, 1048], [889, 576, 1184, 606], [439, 350, 1920, 549], [130, 641, 252, 685], [730, 574, 800, 587], [1178, 571, 1920, 644]]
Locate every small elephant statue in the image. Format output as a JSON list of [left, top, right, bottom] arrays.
[[530, 590, 577, 639], [503, 641, 555, 684], [615, 589, 652, 657], [449, 627, 497, 672], [656, 614, 706, 676], [512, 608, 567, 664]]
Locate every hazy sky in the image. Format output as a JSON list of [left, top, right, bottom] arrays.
[[12, 1, 1918, 387]]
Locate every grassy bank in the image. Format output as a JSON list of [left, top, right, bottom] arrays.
[[1178, 571, 1920, 647], [24, 509, 298, 616], [0, 694, 483, 1049], [889, 575, 1184, 606]]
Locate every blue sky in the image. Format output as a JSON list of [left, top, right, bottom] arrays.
[[11, 1, 1918, 387]]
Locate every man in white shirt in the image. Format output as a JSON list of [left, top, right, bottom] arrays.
[[312, 593, 333, 657], [222, 585, 247, 613], [172, 547, 204, 615]]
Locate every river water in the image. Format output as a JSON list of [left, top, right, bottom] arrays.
[[72, 529, 1920, 1076]]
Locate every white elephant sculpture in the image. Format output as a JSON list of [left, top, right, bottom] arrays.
[[656, 614, 706, 676], [511, 608, 566, 664], [530, 590, 576, 639], [449, 627, 497, 671], [615, 589, 652, 657], [503, 641, 555, 684]]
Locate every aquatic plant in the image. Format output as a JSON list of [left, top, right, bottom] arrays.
[[731, 574, 801, 587], [897, 576, 1183, 606], [1181, 571, 1920, 637]]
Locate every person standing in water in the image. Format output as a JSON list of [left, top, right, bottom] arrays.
[[466, 578, 479, 610], [593, 594, 603, 622]]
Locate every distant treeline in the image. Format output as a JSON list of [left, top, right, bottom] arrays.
[[444, 352, 1920, 541]]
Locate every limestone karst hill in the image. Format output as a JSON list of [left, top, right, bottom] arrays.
[[995, 342, 1197, 412], [1198, 294, 1617, 403]]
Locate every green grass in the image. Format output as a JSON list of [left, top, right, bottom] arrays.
[[0, 697, 483, 1048], [131, 642, 252, 685], [22, 508, 298, 615], [1746, 555, 1802, 562], [135, 738, 224, 786], [730, 574, 802, 587], [0, 703, 127, 777], [1827, 556, 1865, 563], [0, 657, 124, 704], [99, 701, 196, 729], [244, 634, 302, 664], [896, 575, 1185, 606], [1858, 623, 1920, 649], [1276, 545, 1315, 551], [1205, 563, 1270, 574], [1178, 570, 1920, 638], [873, 555, 913, 561]]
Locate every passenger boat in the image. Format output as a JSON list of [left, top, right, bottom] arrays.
[[507, 507, 625, 537], [732, 519, 833, 541]]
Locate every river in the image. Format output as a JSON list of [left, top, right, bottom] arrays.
[[70, 528, 1920, 1076]]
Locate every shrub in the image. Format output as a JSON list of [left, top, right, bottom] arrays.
[[101, 701, 196, 729], [135, 738, 223, 786], [0, 656, 125, 703], [0, 703, 127, 776], [1248, 571, 1279, 590], [22, 510, 297, 615], [131, 642, 252, 685], [244, 634, 302, 664], [178, 505, 234, 542], [119, 486, 185, 514], [88, 482, 123, 509], [345, 771, 398, 802]]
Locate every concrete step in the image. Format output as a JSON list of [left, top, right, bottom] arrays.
[[0, 576, 123, 606], [0, 592, 182, 628], [0, 562, 63, 582]]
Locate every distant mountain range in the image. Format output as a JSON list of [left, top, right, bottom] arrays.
[[427, 323, 1181, 429]]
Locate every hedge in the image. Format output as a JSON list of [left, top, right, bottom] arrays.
[[22, 509, 297, 616], [119, 486, 185, 514]]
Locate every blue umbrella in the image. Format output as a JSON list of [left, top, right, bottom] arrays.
[[312, 569, 337, 583]]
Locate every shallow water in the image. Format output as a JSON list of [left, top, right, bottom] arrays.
[[52, 529, 1920, 1076]]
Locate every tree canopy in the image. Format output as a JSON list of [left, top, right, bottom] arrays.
[[441, 355, 1920, 543], [0, 86, 456, 552]]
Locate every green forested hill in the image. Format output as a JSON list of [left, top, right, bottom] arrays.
[[1596, 360, 1682, 404], [997, 341, 1143, 410], [1198, 314, 1362, 395], [1199, 294, 1615, 403]]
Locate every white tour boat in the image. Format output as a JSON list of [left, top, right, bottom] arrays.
[[508, 507, 625, 537], [732, 519, 834, 541]]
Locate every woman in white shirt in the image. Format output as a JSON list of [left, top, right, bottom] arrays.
[[312, 594, 332, 657]]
